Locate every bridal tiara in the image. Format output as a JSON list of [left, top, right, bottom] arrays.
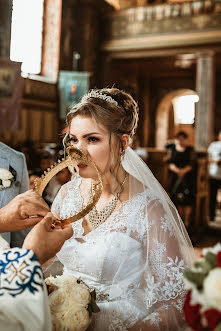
[[82, 91, 118, 107]]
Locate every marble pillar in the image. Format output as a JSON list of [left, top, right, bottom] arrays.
[[195, 51, 215, 150]]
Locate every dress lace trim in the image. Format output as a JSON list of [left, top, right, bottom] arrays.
[[52, 176, 188, 330]]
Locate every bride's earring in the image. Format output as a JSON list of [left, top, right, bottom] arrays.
[[120, 148, 125, 161]]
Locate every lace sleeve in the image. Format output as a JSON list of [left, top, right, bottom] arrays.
[[51, 184, 67, 219], [130, 198, 188, 330], [51, 175, 83, 220]]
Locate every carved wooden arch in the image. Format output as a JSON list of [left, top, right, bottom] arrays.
[[155, 89, 197, 148]]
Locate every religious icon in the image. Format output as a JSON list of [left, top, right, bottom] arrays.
[[69, 83, 78, 97], [58, 71, 89, 119]]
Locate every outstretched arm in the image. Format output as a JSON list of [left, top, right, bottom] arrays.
[[0, 213, 73, 331], [0, 190, 50, 233]]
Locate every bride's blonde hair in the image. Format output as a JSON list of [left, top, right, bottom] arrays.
[[63, 88, 139, 192], [64, 87, 139, 147]]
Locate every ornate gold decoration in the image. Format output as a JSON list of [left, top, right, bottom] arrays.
[[34, 145, 103, 226], [88, 173, 128, 229]]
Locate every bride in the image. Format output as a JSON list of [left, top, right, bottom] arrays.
[[51, 88, 195, 330]]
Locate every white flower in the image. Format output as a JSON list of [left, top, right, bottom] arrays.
[[203, 268, 221, 310], [71, 284, 91, 306], [0, 168, 13, 188], [45, 275, 92, 331], [2, 180, 11, 188], [202, 243, 221, 256]]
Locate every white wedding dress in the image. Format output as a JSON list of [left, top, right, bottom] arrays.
[[51, 170, 193, 330]]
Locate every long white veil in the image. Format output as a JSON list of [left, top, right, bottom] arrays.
[[122, 147, 194, 266], [106, 146, 195, 328]]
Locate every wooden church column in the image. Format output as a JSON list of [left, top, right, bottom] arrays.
[[99, 54, 113, 88], [194, 51, 214, 230], [138, 76, 150, 146], [195, 51, 215, 150], [0, 0, 12, 57]]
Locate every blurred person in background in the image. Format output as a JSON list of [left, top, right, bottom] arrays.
[[38, 151, 57, 207], [37, 151, 72, 206], [29, 170, 40, 190], [39, 151, 55, 174], [45, 168, 72, 206], [208, 130, 221, 221], [17, 140, 38, 172], [166, 131, 196, 229]]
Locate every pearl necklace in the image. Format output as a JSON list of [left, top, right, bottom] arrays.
[[88, 173, 128, 229]]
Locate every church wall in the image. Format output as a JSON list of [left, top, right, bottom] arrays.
[[0, 0, 12, 58], [59, 0, 112, 87], [1, 0, 221, 150], [0, 0, 111, 150], [0, 78, 59, 147], [108, 58, 195, 147], [102, 0, 221, 51], [100, 0, 221, 148], [215, 66, 221, 137], [109, 58, 221, 148], [0, 0, 60, 149]]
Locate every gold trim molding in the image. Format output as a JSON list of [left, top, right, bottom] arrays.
[[102, 30, 221, 52]]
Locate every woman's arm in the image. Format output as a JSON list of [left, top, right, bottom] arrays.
[[168, 163, 180, 174], [177, 165, 192, 178], [169, 147, 196, 178], [166, 147, 181, 175]]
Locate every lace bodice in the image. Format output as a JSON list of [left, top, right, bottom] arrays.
[[51, 176, 188, 330]]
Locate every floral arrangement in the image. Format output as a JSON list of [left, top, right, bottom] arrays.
[[183, 243, 221, 331], [45, 275, 100, 331], [0, 168, 14, 189]]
